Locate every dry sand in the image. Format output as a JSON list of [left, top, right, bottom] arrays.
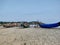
[[0, 27, 60, 45]]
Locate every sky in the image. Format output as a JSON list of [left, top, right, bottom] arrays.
[[0, 0, 60, 23]]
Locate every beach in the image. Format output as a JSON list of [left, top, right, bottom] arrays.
[[0, 27, 60, 45]]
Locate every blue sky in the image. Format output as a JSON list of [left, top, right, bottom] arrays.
[[0, 0, 60, 23]]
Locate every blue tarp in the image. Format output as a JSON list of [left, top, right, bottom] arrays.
[[39, 23, 59, 28]]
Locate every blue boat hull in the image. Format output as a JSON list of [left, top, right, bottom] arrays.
[[39, 23, 59, 28]]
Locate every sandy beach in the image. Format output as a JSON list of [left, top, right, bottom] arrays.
[[0, 27, 60, 45]]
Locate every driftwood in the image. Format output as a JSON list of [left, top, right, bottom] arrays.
[[3, 23, 18, 28]]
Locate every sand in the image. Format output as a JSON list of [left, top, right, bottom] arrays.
[[0, 27, 60, 45]]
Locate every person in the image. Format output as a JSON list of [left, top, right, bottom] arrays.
[[38, 22, 60, 28]]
